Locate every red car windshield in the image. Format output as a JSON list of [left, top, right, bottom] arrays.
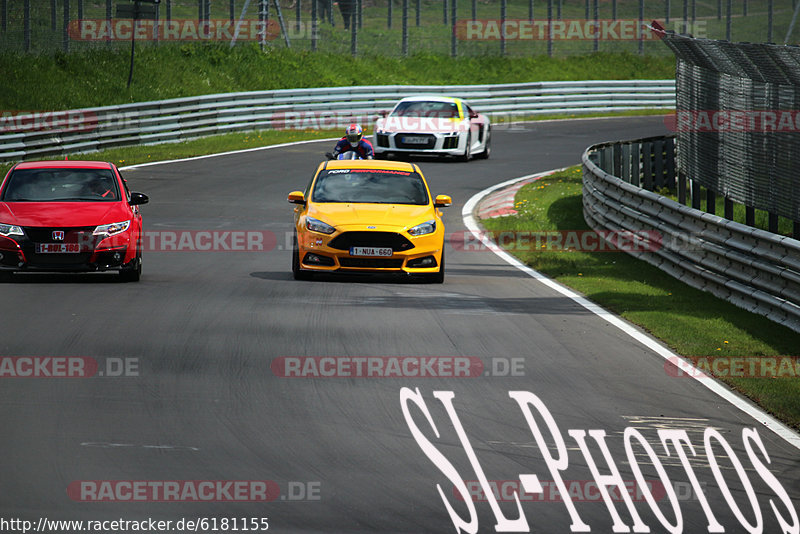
[[1, 168, 120, 202]]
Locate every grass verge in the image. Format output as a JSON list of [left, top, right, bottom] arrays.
[[480, 166, 800, 430], [0, 46, 676, 110]]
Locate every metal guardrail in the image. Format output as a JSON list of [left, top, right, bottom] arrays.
[[582, 135, 800, 333], [0, 80, 675, 162]]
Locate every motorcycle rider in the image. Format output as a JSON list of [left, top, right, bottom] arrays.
[[327, 124, 374, 160]]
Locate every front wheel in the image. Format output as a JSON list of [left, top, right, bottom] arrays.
[[292, 234, 312, 281], [423, 250, 445, 284], [476, 127, 491, 159], [458, 134, 471, 162], [119, 241, 142, 282], [119, 256, 141, 282]]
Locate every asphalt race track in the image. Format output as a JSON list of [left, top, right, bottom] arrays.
[[1, 116, 798, 533]]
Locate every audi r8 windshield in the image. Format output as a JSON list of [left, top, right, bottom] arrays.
[[311, 169, 429, 205], [391, 100, 459, 119], [1, 168, 120, 202]]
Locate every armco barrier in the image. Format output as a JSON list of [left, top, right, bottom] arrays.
[[0, 80, 674, 162], [582, 136, 800, 333]]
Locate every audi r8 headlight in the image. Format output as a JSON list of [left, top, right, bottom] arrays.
[[306, 217, 335, 235], [0, 223, 23, 237], [93, 220, 130, 237], [408, 220, 436, 236]]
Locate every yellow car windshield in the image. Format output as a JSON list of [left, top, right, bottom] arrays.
[[311, 169, 429, 205]]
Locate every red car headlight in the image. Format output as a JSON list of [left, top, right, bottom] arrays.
[[93, 220, 131, 237], [0, 223, 24, 237]]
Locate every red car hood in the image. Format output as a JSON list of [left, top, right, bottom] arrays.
[[0, 201, 131, 227]]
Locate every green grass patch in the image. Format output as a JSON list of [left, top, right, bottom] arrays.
[[481, 166, 800, 429], [0, 45, 676, 110]]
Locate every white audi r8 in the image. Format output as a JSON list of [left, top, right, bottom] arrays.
[[373, 96, 491, 161]]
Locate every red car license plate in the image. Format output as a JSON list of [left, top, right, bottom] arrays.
[[36, 243, 80, 253], [350, 247, 393, 257]]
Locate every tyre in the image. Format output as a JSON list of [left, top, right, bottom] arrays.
[[119, 250, 142, 282], [292, 233, 312, 281], [475, 127, 491, 159], [458, 134, 472, 162], [0, 271, 13, 283], [423, 250, 445, 284]]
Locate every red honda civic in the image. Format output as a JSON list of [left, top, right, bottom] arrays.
[[0, 160, 148, 282]]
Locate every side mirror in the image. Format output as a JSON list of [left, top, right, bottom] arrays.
[[288, 191, 306, 205], [469, 111, 479, 119], [378, 110, 388, 118], [434, 195, 452, 208], [129, 192, 149, 206]]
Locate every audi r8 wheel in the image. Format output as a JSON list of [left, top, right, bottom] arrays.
[[458, 134, 472, 162], [292, 233, 312, 281], [476, 127, 491, 159]]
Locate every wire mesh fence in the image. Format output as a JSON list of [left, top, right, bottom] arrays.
[[657, 25, 800, 233], [1, 0, 799, 57]]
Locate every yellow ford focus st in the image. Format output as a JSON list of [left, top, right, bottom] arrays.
[[288, 160, 451, 282]]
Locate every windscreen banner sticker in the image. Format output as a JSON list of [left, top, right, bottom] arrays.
[[326, 169, 412, 176]]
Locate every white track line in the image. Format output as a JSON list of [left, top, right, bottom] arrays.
[[120, 137, 339, 170], [463, 170, 800, 451]]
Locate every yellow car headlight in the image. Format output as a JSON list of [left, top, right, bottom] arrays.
[[408, 220, 436, 237], [306, 217, 335, 235]]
